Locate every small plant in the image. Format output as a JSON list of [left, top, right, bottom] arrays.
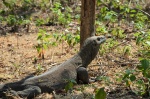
[[122, 59, 150, 96], [36, 64, 43, 73], [135, 31, 150, 59], [53, 33, 80, 47], [35, 18, 46, 26], [35, 29, 51, 59], [95, 87, 106, 99], [111, 27, 125, 39], [96, 76, 112, 85], [1, 0, 32, 32], [123, 45, 131, 58], [64, 33, 80, 47], [2, 0, 16, 10], [104, 11, 117, 23], [137, 59, 150, 79], [65, 79, 76, 92], [122, 69, 136, 87], [50, 2, 72, 26], [103, 38, 119, 52], [96, 22, 108, 34], [39, 0, 50, 10]]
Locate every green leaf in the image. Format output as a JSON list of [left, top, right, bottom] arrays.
[[145, 70, 150, 78], [122, 69, 133, 80], [137, 65, 143, 70], [125, 79, 130, 86], [123, 46, 131, 55], [51, 42, 57, 46], [3, 1, 11, 8], [130, 75, 136, 81], [130, 9, 137, 13], [39, 29, 46, 34], [136, 36, 143, 45], [95, 76, 102, 81], [43, 44, 48, 49], [70, 79, 77, 84], [126, 69, 132, 74], [95, 87, 106, 99], [45, 34, 50, 38], [140, 59, 150, 70], [24, 0, 32, 4], [104, 15, 111, 20], [136, 79, 143, 85], [0, 16, 3, 21], [67, 40, 72, 46], [36, 46, 41, 53], [122, 73, 129, 80], [37, 34, 42, 40], [65, 81, 74, 92]]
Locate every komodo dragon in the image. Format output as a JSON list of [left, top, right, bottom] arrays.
[[0, 36, 106, 99]]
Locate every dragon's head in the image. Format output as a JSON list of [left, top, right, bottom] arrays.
[[79, 36, 106, 67], [83, 36, 106, 47]]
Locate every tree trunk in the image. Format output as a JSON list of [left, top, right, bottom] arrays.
[[80, 0, 96, 48]]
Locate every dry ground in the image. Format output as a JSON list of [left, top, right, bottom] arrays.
[[0, 25, 146, 99]]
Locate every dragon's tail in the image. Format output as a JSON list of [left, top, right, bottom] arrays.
[[0, 75, 34, 97]]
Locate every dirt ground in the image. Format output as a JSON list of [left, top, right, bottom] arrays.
[[0, 25, 147, 99]]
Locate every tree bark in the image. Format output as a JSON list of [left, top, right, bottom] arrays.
[[80, 0, 96, 48]]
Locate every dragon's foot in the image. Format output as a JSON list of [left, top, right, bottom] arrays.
[[77, 67, 89, 84], [17, 85, 41, 99]]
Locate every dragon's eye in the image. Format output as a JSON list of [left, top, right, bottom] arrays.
[[97, 37, 100, 41]]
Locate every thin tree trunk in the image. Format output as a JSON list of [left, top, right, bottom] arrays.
[[80, 0, 96, 48]]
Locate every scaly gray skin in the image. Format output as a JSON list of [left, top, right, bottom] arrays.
[[0, 36, 106, 99]]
